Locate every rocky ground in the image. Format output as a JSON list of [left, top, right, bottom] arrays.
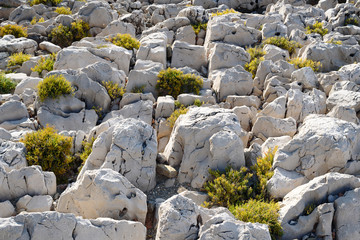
[[1, 0, 360, 239]]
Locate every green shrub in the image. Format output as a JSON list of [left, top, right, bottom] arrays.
[[193, 99, 203, 107], [31, 17, 45, 25], [131, 85, 146, 93], [49, 24, 73, 48], [192, 23, 207, 35], [7, 53, 31, 67], [244, 47, 266, 78], [0, 24, 27, 38], [326, 38, 342, 45], [167, 106, 188, 128], [262, 36, 301, 55], [79, 137, 95, 167], [55, 6, 72, 15], [106, 33, 140, 50], [345, 17, 359, 26], [231, 200, 283, 239], [306, 21, 328, 37], [211, 8, 238, 17], [156, 68, 203, 98], [20, 126, 73, 181], [303, 202, 316, 216], [288, 57, 321, 72], [37, 74, 73, 102], [30, 0, 62, 6], [32, 53, 56, 75], [174, 100, 181, 109], [70, 19, 90, 41], [102, 81, 125, 100], [0, 73, 17, 94]]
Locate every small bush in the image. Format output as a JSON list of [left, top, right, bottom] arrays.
[[192, 23, 207, 35], [70, 19, 90, 41], [7, 53, 31, 67], [79, 137, 95, 166], [193, 99, 203, 107], [262, 36, 301, 55], [244, 47, 266, 78], [167, 106, 188, 128], [306, 21, 328, 37], [30, 0, 62, 6], [31, 17, 45, 25], [231, 200, 283, 239], [326, 38, 342, 45], [55, 6, 72, 15], [303, 202, 316, 216], [156, 68, 203, 99], [20, 126, 73, 181], [49, 24, 73, 48], [102, 81, 125, 100], [288, 57, 321, 72], [131, 85, 146, 93], [32, 53, 56, 75], [37, 74, 73, 102], [106, 33, 140, 50], [0, 73, 17, 94], [0, 24, 27, 38], [345, 17, 359, 26], [211, 8, 238, 17]]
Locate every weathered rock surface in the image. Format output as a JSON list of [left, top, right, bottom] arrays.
[[0, 139, 26, 172]]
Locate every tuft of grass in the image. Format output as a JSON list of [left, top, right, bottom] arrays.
[[167, 106, 188, 128], [37, 74, 73, 102], [7, 53, 31, 67], [106, 34, 140, 50], [55, 6, 72, 15], [262, 36, 301, 55], [326, 38, 342, 45], [192, 23, 207, 35], [345, 17, 359, 26], [131, 85, 146, 94], [0, 73, 17, 94], [193, 99, 203, 107], [31, 17, 45, 25], [288, 57, 321, 72], [303, 202, 316, 216], [79, 137, 95, 168], [306, 21, 328, 37], [211, 8, 238, 17], [32, 53, 56, 75], [102, 81, 125, 100], [0, 24, 27, 38], [244, 47, 266, 78]]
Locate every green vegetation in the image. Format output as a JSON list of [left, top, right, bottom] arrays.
[[32, 53, 56, 76], [156, 68, 203, 99], [79, 137, 95, 166], [306, 21, 328, 37], [326, 38, 342, 45], [167, 106, 188, 128], [345, 17, 359, 26], [244, 47, 266, 78], [231, 200, 282, 239], [49, 20, 90, 48], [203, 148, 281, 239], [211, 8, 238, 17], [55, 6, 72, 15], [262, 36, 301, 55], [31, 17, 45, 25], [192, 23, 207, 35], [0, 24, 27, 38], [7, 53, 31, 67], [193, 99, 203, 107], [131, 85, 146, 93], [102, 81, 125, 100], [37, 74, 73, 102], [0, 73, 17, 94], [30, 0, 62, 6], [106, 33, 140, 50], [288, 57, 321, 72], [20, 126, 73, 181], [303, 202, 316, 216]]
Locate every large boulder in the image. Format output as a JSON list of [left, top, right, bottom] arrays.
[[57, 168, 147, 224], [97, 20, 136, 37], [0, 35, 37, 54], [0, 139, 27, 172], [0, 166, 56, 202], [77, 1, 113, 28], [79, 118, 157, 192], [326, 81, 360, 112], [252, 116, 297, 140], [0, 211, 146, 240], [0, 100, 28, 125], [272, 115, 360, 197], [163, 107, 246, 188], [171, 41, 207, 72], [137, 32, 167, 67]]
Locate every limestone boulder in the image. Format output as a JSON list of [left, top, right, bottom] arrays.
[[57, 168, 147, 224], [171, 41, 207, 72], [252, 116, 297, 140], [0, 139, 27, 172], [0, 100, 28, 125], [16, 195, 53, 213], [0, 36, 37, 54], [78, 1, 113, 28], [97, 20, 136, 37], [0, 201, 15, 218], [163, 107, 246, 188], [137, 32, 167, 67], [79, 118, 157, 192], [291, 67, 318, 90], [155, 96, 175, 119]]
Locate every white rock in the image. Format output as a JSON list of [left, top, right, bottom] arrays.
[[262, 22, 287, 39], [39, 41, 61, 53], [261, 136, 292, 156], [0, 166, 56, 202], [0, 100, 28, 125], [137, 32, 167, 67], [233, 106, 257, 132], [163, 107, 246, 188], [0, 201, 15, 218], [155, 96, 175, 119], [0, 35, 37, 54], [78, 1, 113, 28], [252, 116, 297, 140], [175, 25, 196, 45], [14, 77, 41, 95], [119, 92, 156, 109], [226, 95, 261, 109], [0, 139, 27, 172], [81, 62, 126, 88], [291, 67, 318, 90], [97, 20, 136, 37], [211, 65, 253, 102], [171, 40, 207, 72], [57, 169, 147, 224], [177, 94, 216, 106], [327, 105, 359, 124], [255, 96, 286, 121], [263, 44, 289, 62], [16, 195, 53, 213], [327, 89, 360, 112]]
